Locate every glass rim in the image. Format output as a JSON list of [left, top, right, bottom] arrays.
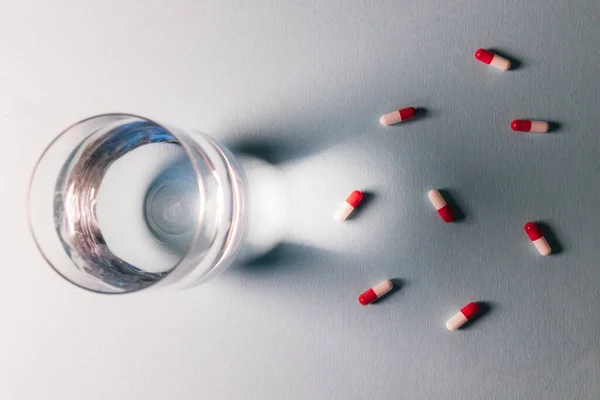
[[28, 112, 207, 294]]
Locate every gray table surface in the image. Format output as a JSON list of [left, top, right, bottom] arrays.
[[2, 1, 600, 399]]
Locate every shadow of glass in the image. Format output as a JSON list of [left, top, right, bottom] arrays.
[[227, 134, 331, 165], [233, 242, 334, 277]]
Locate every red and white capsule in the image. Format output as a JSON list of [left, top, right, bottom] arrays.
[[474, 48, 511, 71], [524, 222, 551, 255], [428, 190, 454, 222], [358, 280, 393, 305], [446, 302, 480, 331], [511, 120, 549, 133], [334, 190, 363, 221], [380, 106, 416, 126]]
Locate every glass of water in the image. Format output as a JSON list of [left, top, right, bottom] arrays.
[[28, 114, 285, 294]]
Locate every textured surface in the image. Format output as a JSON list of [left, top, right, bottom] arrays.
[[2, 1, 600, 399]]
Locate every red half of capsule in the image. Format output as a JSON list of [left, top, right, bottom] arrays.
[[358, 289, 377, 305], [460, 302, 480, 319], [346, 190, 363, 208], [524, 222, 543, 241], [474, 48, 494, 64], [511, 120, 532, 132], [399, 107, 416, 121], [437, 205, 455, 223]]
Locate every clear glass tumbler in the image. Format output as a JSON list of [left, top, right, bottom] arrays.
[[28, 114, 285, 294]]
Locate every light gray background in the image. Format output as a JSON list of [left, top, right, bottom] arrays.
[[1, 1, 600, 399]]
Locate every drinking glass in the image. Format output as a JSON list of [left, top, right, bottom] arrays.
[[28, 114, 285, 293]]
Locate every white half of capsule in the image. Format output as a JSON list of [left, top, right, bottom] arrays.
[[530, 121, 550, 133], [380, 112, 401, 126], [446, 312, 468, 331], [373, 280, 393, 297], [490, 55, 511, 71], [334, 201, 355, 221], [532, 237, 552, 256], [427, 190, 447, 210]]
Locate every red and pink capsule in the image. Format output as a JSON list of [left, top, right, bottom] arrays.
[[380, 106, 416, 126], [524, 222, 551, 255], [474, 48, 511, 71], [446, 302, 480, 330], [511, 120, 549, 133], [358, 280, 393, 305], [428, 190, 454, 222], [334, 190, 363, 221]]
